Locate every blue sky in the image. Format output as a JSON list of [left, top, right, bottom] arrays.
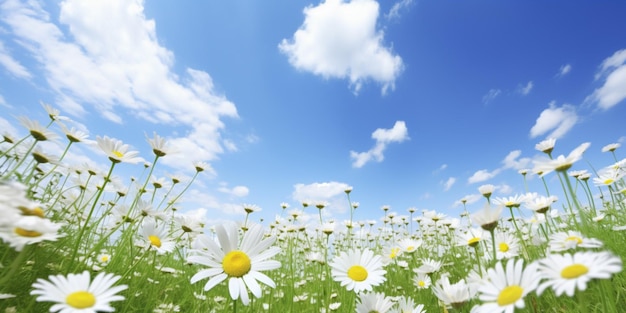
[[1, 0, 625, 226]]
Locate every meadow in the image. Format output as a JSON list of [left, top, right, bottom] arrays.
[[1, 105, 625, 313]]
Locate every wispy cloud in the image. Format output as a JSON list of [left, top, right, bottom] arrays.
[[467, 150, 531, 184], [529, 101, 578, 139], [443, 177, 456, 191], [350, 120, 409, 168], [0, 0, 238, 172], [278, 0, 404, 95], [385, 0, 414, 20], [0, 40, 31, 79], [556, 64, 572, 77], [482, 88, 501, 104], [587, 49, 626, 110], [518, 81, 533, 95], [218, 184, 250, 198]]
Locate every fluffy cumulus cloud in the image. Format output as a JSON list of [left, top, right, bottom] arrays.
[[467, 169, 500, 184], [292, 181, 353, 214], [588, 49, 626, 110], [529, 101, 578, 139], [350, 120, 409, 168], [278, 0, 403, 94], [0, 0, 238, 171]]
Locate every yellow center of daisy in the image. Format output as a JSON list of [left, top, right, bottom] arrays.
[[497, 285, 523, 306], [100, 255, 110, 262], [222, 250, 252, 277], [389, 247, 400, 259], [14, 228, 42, 237], [406, 245, 415, 252], [561, 264, 589, 279], [468, 237, 480, 247], [148, 235, 162, 248], [565, 236, 583, 245], [19, 206, 45, 218], [347, 265, 368, 282], [113, 150, 124, 158], [66, 291, 96, 309], [499, 242, 510, 252], [603, 179, 614, 185], [418, 280, 426, 287]]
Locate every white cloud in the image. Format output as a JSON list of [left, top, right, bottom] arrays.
[[443, 177, 456, 191], [588, 49, 626, 110], [278, 0, 403, 94], [350, 120, 409, 168], [292, 181, 352, 214], [482, 88, 501, 104], [518, 81, 533, 95], [557, 64, 572, 77], [0, 40, 31, 79], [218, 185, 250, 198], [502, 150, 531, 170], [386, 0, 414, 20], [467, 169, 500, 184], [529, 101, 578, 139], [1, 0, 238, 172]]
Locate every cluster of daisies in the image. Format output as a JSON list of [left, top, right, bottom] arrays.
[[0, 104, 625, 313]]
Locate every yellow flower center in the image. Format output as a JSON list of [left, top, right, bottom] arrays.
[[603, 179, 614, 185], [14, 228, 42, 238], [468, 237, 480, 247], [418, 280, 426, 287], [19, 206, 45, 218], [389, 247, 400, 259], [561, 264, 589, 279], [222, 250, 252, 277], [148, 235, 162, 248], [499, 242, 510, 252], [113, 150, 124, 158], [347, 265, 368, 282], [66, 291, 96, 309], [100, 255, 110, 262], [406, 245, 415, 252], [497, 285, 523, 306], [565, 236, 583, 245]]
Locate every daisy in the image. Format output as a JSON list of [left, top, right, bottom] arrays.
[[0, 216, 64, 251], [471, 258, 541, 313], [96, 136, 143, 164], [139, 219, 176, 254], [432, 276, 474, 309], [413, 258, 443, 275], [471, 204, 502, 231], [391, 296, 426, 313], [18, 116, 59, 141], [533, 142, 590, 176], [548, 230, 603, 252], [457, 227, 486, 248], [602, 143, 620, 153], [31, 271, 128, 312], [355, 292, 395, 313], [536, 251, 622, 296], [397, 237, 422, 253], [187, 222, 281, 305], [535, 138, 556, 155], [329, 248, 387, 293], [491, 231, 520, 260], [478, 184, 495, 199], [413, 273, 432, 289], [146, 132, 175, 157]]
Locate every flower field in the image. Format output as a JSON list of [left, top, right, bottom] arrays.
[[1, 106, 626, 313]]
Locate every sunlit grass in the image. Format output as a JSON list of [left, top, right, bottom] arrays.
[[1, 106, 625, 312]]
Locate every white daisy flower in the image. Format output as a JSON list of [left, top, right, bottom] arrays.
[[432, 276, 475, 309], [355, 292, 395, 313], [187, 222, 281, 305], [0, 216, 64, 251], [139, 219, 176, 254], [329, 248, 387, 293], [96, 136, 143, 164], [536, 251, 623, 296], [391, 296, 426, 313], [471, 258, 541, 313], [548, 230, 603, 252], [30, 271, 127, 312], [413, 272, 432, 289]]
